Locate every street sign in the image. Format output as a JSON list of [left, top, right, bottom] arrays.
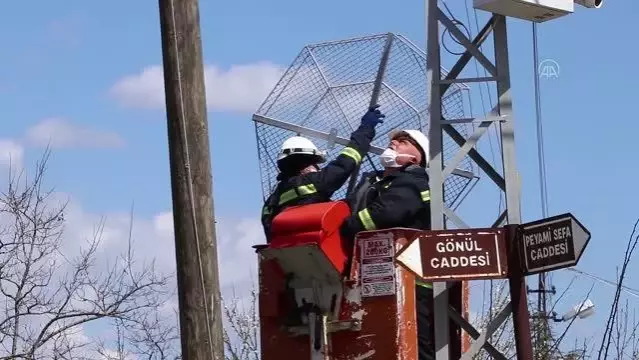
[[520, 213, 591, 276], [395, 228, 508, 282]]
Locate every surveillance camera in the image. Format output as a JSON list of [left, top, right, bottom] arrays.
[[575, 0, 603, 8]]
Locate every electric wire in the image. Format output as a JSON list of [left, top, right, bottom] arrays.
[[460, 0, 494, 322], [442, 21, 472, 56], [167, 0, 216, 354], [532, 21, 554, 321], [564, 268, 639, 299], [440, 1, 472, 56], [533, 23, 549, 228]]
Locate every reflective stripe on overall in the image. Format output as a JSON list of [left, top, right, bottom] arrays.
[[356, 189, 431, 231]]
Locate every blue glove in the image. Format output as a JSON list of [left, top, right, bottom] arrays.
[[361, 104, 385, 127]]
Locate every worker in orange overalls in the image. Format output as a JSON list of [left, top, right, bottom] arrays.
[[340, 129, 434, 360]]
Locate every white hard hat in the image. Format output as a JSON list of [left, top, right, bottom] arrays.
[[278, 136, 327, 163], [389, 129, 430, 166]]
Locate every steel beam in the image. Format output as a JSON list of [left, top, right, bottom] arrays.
[[346, 33, 394, 196], [442, 120, 492, 180], [444, 124, 505, 190], [441, 15, 495, 95], [440, 77, 498, 84], [437, 8, 497, 77], [457, 302, 512, 360], [425, 2, 525, 359], [425, 1, 449, 359], [252, 114, 475, 180], [441, 116, 504, 124]]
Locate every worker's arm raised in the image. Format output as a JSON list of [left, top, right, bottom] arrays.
[[304, 105, 384, 195], [339, 179, 430, 240]]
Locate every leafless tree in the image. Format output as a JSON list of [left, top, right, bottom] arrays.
[[93, 310, 181, 360], [468, 279, 516, 359], [222, 285, 259, 360], [468, 217, 639, 360], [93, 306, 181, 360], [596, 218, 639, 360], [607, 298, 639, 359], [469, 277, 594, 360], [0, 150, 176, 359]]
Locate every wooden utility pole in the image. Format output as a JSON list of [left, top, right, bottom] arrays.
[[158, 0, 224, 359]]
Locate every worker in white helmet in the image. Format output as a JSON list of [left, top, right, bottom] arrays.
[[260, 105, 385, 241], [339, 128, 434, 359]]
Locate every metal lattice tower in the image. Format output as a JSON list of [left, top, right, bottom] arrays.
[[252, 33, 479, 208], [425, 1, 523, 359]]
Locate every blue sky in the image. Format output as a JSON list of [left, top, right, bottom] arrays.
[[1, 0, 636, 354]]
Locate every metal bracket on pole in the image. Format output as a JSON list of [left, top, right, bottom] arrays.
[[345, 32, 394, 197], [252, 114, 474, 180], [326, 128, 338, 150], [426, 1, 524, 359]]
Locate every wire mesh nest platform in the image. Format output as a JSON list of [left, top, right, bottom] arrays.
[[252, 32, 478, 209]]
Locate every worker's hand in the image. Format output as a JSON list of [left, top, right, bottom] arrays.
[[361, 104, 385, 127]]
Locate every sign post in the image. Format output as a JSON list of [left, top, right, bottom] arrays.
[[395, 228, 510, 359], [393, 214, 590, 360], [395, 228, 508, 281], [520, 213, 591, 276], [505, 224, 534, 360]]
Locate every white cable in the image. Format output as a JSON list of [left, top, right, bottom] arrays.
[[167, 0, 216, 355], [564, 268, 639, 299]]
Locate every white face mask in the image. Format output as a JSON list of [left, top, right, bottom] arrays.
[[379, 148, 416, 168]]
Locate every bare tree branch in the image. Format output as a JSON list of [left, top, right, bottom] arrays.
[[0, 151, 179, 359], [222, 284, 259, 360], [597, 217, 639, 360]]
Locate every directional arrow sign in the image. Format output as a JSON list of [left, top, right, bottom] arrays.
[[395, 228, 508, 282], [520, 213, 591, 276]]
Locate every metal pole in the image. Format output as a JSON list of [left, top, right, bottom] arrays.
[[158, 0, 225, 359], [423, 3, 530, 358], [346, 33, 394, 197], [425, 0, 450, 359], [494, 14, 533, 360], [506, 224, 534, 360]]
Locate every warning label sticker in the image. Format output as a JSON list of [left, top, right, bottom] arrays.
[[360, 233, 396, 297]]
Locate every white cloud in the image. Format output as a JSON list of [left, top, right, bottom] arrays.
[[55, 200, 263, 305], [0, 139, 24, 169], [153, 211, 174, 234], [217, 217, 263, 290], [110, 66, 165, 110], [204, 62, 285, 113], [147, 210, 262, 293], [25, 118, 125, 149], [0, 170, 262, 296], [109, 62, 285, 113]]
